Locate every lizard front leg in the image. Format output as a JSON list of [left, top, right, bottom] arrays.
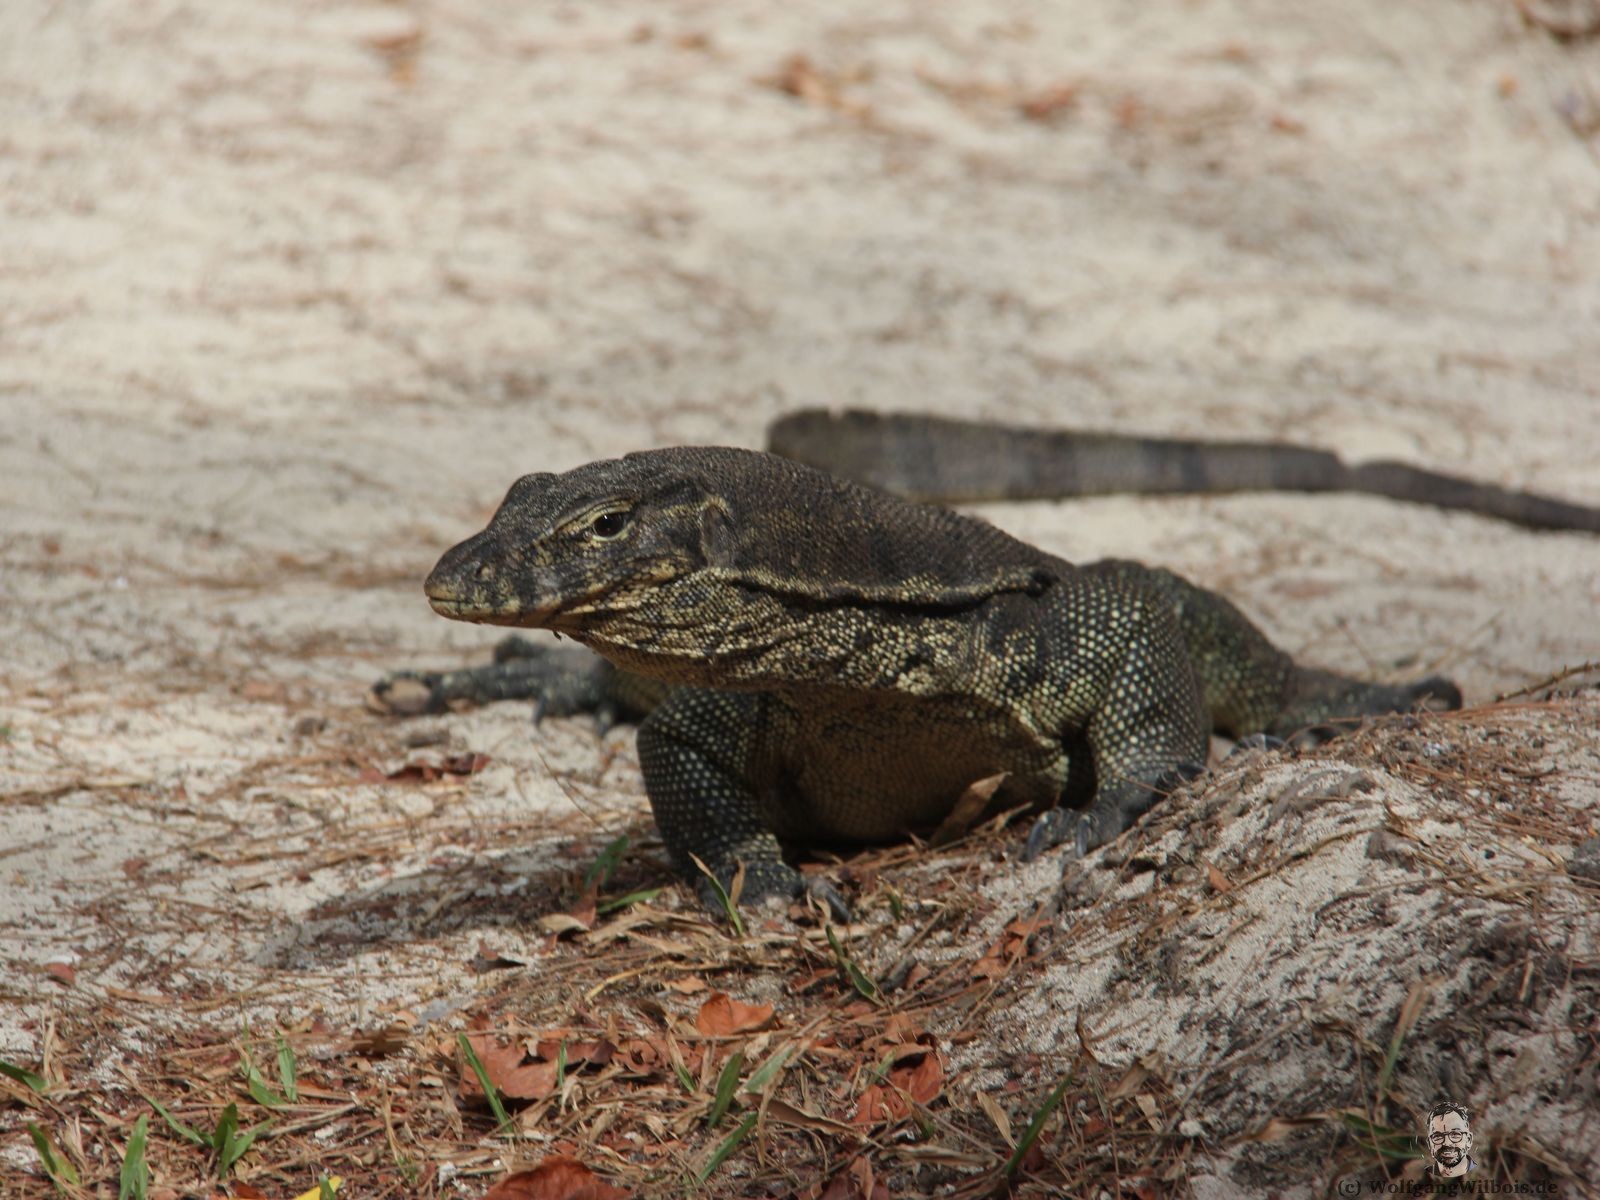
[[1025, 593, 1210, 859], [637, 688, 850, 922], [370, 636, 667, 729]]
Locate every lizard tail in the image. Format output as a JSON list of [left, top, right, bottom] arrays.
[[1267, 667, 1463, 742], [768, 409, 1600, 534]]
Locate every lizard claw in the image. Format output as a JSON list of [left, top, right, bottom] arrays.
[[1227, 732, 1286, 759], [692, 861, 852, 925], [804, 876, 853, 925], [367, 670, 448, 716], [1023, 808, 1081, 861]]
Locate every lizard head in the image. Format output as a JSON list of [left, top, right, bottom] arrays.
[[425, 446, 1054, 686], [423, 453, 733, 638]]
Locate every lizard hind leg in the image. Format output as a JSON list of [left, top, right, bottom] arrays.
[[1083, 560, 1462, 741]]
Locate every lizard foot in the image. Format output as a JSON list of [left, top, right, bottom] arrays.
[[692, 861, 851, 924], [367, 670, 449, 716], [1226, 732, 1286, 759], [1024, 761, 1207, 860], [369, 641, 619, 722]]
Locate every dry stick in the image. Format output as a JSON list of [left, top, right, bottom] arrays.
[[1494, 659, 1600, 703], [528, 740, 612, 832]]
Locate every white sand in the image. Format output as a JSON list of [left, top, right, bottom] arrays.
[[2, 0, 1598, 1190]]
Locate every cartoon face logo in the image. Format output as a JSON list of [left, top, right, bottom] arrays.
[[1425, 1102, 1474, 1178]]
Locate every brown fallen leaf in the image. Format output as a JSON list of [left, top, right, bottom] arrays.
[[352, 1021, 412, 1056], [695, 991, 775, 1037], [471, 943, 528, 973], [971, 914, 1046, 980], [762, 54, 870, 117], [612, 1038, 663, 1075], [532, 1037, 615, 1070], [1019, 81, 1081, 122], [459, 1033, 558, 1103], [45, 962, 76, 987], [480, 1157, 630, 1200], [819, 1156, 888, 1200], [362, 753, 491, 784], [929, 772, 1006, 847], [852, 1034, 944, 1125], [764, 1098, 859, 1137], [1206, 863, 1235, 894], [238, 680, 287, 702]]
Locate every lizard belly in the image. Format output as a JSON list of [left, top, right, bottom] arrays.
[[759, 693, 1067, 845]]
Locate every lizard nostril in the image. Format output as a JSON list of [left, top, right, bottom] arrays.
[[476, 563, 492, 581]]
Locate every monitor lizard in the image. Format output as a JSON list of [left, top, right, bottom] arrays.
[[385, 446, 1460, 919]]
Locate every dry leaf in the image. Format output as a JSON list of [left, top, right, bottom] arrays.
[[976, 1090, 1013, 1145], [472, 944, 528, 973], [929, 772, 1006, 846], [538, 913, 592, 937], [480, 1157, 630, 1200], [1206, 863, 1235, 893], [694, 992, 775, 1037], [819, 1157, 887, 1200], [459, 1033, 557, 1102], [239, 680, 286, 702], [363, 753, 491, 784], [763, 1097, 859, 1137], [45, 962, 76, 986], [852, 1035, 944, 1125], [764, 54, 869, 117], [1019, 81, 1081, 122], [351, 1021, 411, 1056], [971, 914, 1044, 980]]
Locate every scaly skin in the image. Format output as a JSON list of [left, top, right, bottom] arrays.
[[767, 409, 1600, 533], [409, 447, 1460, 917]]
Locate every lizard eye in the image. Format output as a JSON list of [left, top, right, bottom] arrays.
[[588, 510, 629, 540]]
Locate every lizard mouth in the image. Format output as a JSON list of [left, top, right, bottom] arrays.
[[426, 591, 564, 627]]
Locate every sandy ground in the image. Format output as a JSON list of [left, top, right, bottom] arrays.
[[2, 0, 1599, 1194]]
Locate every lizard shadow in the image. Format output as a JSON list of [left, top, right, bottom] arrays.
[[252, 835, 663, 972]]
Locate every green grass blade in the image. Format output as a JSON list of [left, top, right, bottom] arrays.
[[1340, 1112, 1422, 1161], [0, 1059, 48, 1091], [276, 1034, 299, 1103], [27, 1123, 80, 1187], [218, 1120, 267, 1177], [596, 887, 663, 915], [211, 1102, 238, 1155], [697, 1112, 758, 1183], [707, 1051, 744, 1128], [458, 1033, 513, 1133], [583, 835, 630, 891], [826, 925, 879, 1002], [688, 854, 744, 935], [743, 1046, 791, 1096], [119, 1114, 150, 1200], [1004, 1074, 1073, 1178], [145, 1092, 207, 1147], [245, 1061, 287, 1108]]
